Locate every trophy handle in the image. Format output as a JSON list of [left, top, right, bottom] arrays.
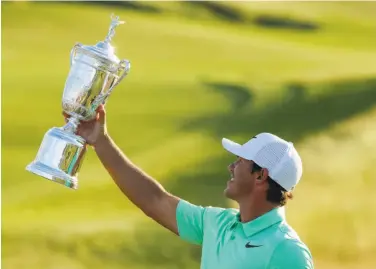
[[114, 59, 131, 87], [98, 59, 130, 106], [70, 43, 82, 66]]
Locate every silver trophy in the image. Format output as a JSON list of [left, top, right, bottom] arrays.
[[26, 14, 131, 189]]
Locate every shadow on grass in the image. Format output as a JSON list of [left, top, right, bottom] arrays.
[[184, 1, 247, 23], [202, 81, 255, 110], [253, 15, 319, 31], [31, 0, 162, 14], [182, 78, 376, 143], [183, 1, 319, 31]]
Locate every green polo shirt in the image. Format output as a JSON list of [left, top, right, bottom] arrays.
[[176, 199, 313, 269]]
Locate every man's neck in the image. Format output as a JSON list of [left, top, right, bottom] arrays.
[[238, 198, 278, 223]]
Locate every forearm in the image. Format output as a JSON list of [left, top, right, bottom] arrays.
[[93, 135, 168, 215]]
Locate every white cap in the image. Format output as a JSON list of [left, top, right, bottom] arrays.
[[222, 133, 303, 191]]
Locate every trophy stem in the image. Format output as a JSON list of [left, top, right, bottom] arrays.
[[63, 116, 80, 134]]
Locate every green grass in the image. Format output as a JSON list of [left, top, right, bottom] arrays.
[[2, 1, 376, 269]]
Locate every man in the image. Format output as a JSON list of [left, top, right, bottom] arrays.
[[66, 105, 314, 268]]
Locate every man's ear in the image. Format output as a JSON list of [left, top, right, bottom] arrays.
[[257, 168, 269, 181]]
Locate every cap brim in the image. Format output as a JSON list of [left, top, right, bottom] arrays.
[[222, 138, 243, 157]]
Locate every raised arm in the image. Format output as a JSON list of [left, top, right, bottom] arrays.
[[67, 105, 180, 235], [94, 134, 180, 234]]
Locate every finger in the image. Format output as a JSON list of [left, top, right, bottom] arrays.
[[96, 104, 105, 113], [96, 105, 106, 125], [95, 105, 104, 121]]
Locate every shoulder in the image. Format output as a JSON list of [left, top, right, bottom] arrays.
[[205, 206, 238, 222], [268, 223, 314, 268], [177, 200, 238, 224]]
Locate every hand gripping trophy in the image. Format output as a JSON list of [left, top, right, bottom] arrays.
[[26, 14, 131, 189]]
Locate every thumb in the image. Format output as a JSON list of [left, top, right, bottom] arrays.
[[96, 104, 106, 125]]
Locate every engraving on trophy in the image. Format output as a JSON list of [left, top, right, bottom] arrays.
[[26, 14, 131, 189]]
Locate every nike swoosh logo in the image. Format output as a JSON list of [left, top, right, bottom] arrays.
[[245, 242, 262, 248]]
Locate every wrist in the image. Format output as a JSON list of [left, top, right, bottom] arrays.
[[93, 133, 111, 149]]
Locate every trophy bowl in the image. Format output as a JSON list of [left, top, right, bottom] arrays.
[[26, 14, 131, 189]]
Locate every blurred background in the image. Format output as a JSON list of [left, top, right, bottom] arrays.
[[2, 1, 376, 269]]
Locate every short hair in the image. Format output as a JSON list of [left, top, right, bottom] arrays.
[[251, 162, 293, 206]]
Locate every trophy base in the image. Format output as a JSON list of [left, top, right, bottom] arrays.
[[26, 161, 78, 189], [26, 127, 87, 190]]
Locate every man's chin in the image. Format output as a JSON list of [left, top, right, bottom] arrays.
[[223, 187, 234, 199]]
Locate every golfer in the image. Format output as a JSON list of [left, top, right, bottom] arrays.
[[66, 105, 314, 268]]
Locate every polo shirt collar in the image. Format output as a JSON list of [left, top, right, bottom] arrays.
[[236, 207, 286, 237]]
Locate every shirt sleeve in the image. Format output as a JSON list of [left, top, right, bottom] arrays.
[[175, 199, 207, 245], [267, 239, 314, 269]]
